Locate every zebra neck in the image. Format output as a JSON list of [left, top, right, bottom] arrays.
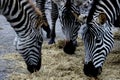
[[0, 0, 40, 38]]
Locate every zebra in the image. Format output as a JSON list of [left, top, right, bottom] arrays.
[[0, 0, 45, 73], [79, 0, 120, 77], [36, 0, 87, 54], [36, 0, 51, 38], [49, 0, 83, 54]]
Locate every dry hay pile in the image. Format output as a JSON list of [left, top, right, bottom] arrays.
[[0, 37, 120, 80]]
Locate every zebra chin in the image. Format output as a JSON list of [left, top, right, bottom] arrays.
[[63, 40, 77, 54], [27, 60, 41, 73], [83, 61, 102, 77]]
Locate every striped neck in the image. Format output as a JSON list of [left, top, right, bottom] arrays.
[[0, 0, 41, 38]]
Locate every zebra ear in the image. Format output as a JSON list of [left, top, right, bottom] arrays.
[[97, 12, 107, 25]]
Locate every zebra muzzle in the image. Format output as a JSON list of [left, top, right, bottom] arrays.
[[83, 61, 102, 77], [63, 40, 76, 54]]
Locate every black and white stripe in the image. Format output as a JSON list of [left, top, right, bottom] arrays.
[[36, 0, 83, 54], [49, 0, 82, 54], [36, 0, 51, 38], [60, 0, 81, 43], [0, 0, 43, 73], [49, 0, 82, 43], [83, 0, 120, 77]]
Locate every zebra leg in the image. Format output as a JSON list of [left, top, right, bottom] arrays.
[[48, 1, 58, 44], [42, 24, 51, 38], [36, 0, 51, 38]]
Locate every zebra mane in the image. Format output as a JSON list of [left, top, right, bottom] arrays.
[[28, 0, 42, 16], [28, 0, 47, 28], [87, 0, 99, 24]]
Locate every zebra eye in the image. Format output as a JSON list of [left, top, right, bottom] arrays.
[[96, 37, 101, 43]]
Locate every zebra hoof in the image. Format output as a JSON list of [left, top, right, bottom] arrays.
[[63, 40, 76, 54], [27, 61, 41, 73], [48, 39, 55, 44], [83, 61, 102, 77]]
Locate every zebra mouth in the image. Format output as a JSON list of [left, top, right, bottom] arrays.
[[63, 40, 76, 54], [27, 60, 41, 73], [83, 61, 102, 77]]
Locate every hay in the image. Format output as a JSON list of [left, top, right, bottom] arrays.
[[113, 31, 120, 40], [0, 37, 120, 80]]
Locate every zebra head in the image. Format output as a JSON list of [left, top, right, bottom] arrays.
[[0, 0, 44, 73], [60, 0, 82, 54], [82, 13, 114, 77], [15, 28, 43, 73]]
